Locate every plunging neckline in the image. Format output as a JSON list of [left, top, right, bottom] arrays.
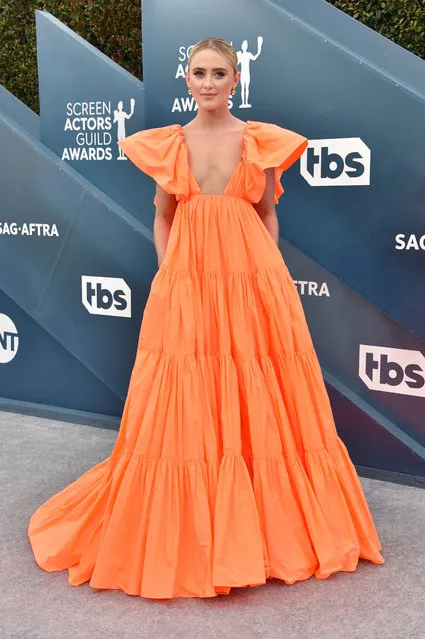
[[178, 121, 251, 197]]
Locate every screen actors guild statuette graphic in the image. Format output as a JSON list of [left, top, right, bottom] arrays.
[[116, 99, 136, 160], [236, 37, 263, 109]]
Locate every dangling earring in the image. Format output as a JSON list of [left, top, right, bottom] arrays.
[[231, 85, 236, 96], [187, 85, 192, 95]]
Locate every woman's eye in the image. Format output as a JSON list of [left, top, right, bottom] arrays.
[[193, 71, 225, 78]]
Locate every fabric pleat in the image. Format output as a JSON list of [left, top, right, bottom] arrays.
[[28, 120, 384, 599]]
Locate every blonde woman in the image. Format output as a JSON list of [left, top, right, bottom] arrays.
[[29, 37, 384, 599]]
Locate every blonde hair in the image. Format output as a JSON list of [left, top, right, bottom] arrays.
[[188, 37, 238, 75]]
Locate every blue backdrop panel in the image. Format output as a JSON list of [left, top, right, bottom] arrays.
[[36, 11, 153, 226], [142, 0, 425, 338], [0, 107, 156, 412], [326, 382, 425, 479], [0, 290, 123, 415], [1, 0, 424, 480], [140, 0, 425, 477], [0, 116, 84, 310], [280, 238, 425, 450], [37, 189, 156, 399]]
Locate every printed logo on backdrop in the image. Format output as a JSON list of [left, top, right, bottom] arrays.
[[81, 276, 132, 318], [293, 280, 330, 297], [359, 345, 425, 397], [300, 138, 371, 187], [0, 222, 58, 237], [0, 314, 19, 363], [173, 37, 264, 113], [62, 99, 136, 162], [395, 234, 425, 251]]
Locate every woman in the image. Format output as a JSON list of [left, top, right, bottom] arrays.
[[28, 37, 384, 599]]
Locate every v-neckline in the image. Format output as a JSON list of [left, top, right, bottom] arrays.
[[178, 121, 250, 197]]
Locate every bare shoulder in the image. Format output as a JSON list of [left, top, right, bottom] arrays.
[[229, 118, 248, 132]]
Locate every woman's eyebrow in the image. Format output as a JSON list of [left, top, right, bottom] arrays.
[[192, 67, 228, 72]]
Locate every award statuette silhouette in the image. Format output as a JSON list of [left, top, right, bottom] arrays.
[[115, 98, 136, 160], [236, 36, 263, 108]]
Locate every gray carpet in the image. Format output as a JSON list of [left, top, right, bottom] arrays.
[[1, 409, 424, 639]]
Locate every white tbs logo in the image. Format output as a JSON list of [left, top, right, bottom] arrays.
[[359, 345, 425, 397], [81, 276, 131, 318], [300, 138, 370, 187], [0, 314, 19, 363]]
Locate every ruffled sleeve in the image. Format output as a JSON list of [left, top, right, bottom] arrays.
[[244, 121, 308, 204], [117, 124, 188, 204]]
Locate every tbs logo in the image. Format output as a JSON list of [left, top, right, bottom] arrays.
[[81, 276, 131, 318], [300, 138, 370, 187], [0, 314, 19, 363], [359, 345, 425, 397]]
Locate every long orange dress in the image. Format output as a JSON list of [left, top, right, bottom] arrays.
[[28, 120, 384, 599]]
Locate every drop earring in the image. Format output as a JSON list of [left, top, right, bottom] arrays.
[[231, 85, 236, 96], [187, 85, 192, 95]]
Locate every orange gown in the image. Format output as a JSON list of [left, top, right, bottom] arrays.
[[28, 120, 384, 599]]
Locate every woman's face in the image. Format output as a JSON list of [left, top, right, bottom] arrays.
[[186, 48, 239, 110]]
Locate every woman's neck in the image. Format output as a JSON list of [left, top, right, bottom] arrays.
[[189, 110, 239, 131]]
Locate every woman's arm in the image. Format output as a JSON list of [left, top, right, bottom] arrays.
[[252, 167, 279, 245], [153, 184, 177, 267]]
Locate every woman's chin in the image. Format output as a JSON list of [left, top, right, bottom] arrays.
[[196, 97, 228, 111]]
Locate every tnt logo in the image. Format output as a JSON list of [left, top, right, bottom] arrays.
[[0, 314, 19, 363], [359, 345, 425, 397], [81, 276, 131, 318], [300, 138, 371, 187]]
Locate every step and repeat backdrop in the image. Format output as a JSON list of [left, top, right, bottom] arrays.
[[1, 0, 425, 477]]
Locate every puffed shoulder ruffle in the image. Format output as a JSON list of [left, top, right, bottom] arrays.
[[244, 121, 308, 203], [117, 124, 189, 202], [118, 121, 308, 205]]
